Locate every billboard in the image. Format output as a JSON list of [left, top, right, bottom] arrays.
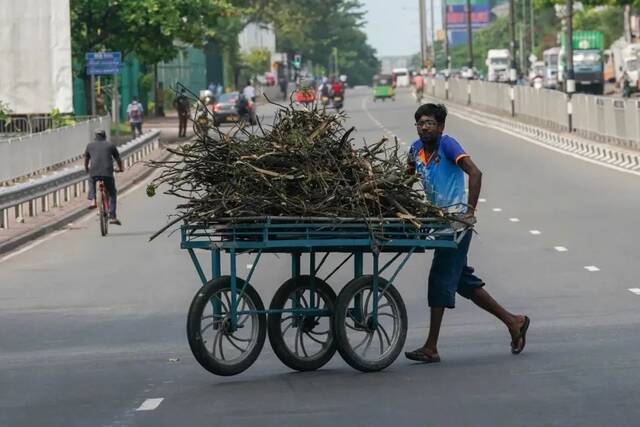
[[446, 0, 493, 47], [0, 0, 73, 114]]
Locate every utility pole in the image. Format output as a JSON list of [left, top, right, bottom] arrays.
[[430, 0, 436, 68], [521, 0, 526, 71], [443, 0, 450, 74], [566, 0, 575, 95], [509, 0, 517, 83], [530, 0, 535, 58], [419, 0, 427, 68], [466, 0, 473, 68]]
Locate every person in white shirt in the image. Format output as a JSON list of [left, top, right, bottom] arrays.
[[126, 97, 144, 138], [242, 80, 256, 102]]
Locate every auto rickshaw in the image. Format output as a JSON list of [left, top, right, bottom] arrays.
[[373, 74, 395, 102]]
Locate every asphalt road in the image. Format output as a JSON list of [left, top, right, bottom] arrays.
[[2, 87, 640, 427]]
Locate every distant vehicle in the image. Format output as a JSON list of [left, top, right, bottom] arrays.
[[209, 92, 256, 125], [558, 31, 604, 94], [620, 43, 640, 89], [529, 61, 545, 89], [372, 74, 395, 102], [543, 47, 560, 89], [486, 49, 511, 82], [392, 68, 410, 87], [460, 66, 478, 80]]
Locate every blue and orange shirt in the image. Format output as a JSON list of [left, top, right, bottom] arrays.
[[409, 135, 469, 212]]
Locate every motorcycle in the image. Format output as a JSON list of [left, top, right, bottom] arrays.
[[320, 95, 330, 107], [332, 94, 343, 111]]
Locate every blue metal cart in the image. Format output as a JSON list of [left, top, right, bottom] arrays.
[[181, 216, 468, 376]]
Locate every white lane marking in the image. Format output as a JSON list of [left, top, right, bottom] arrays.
[[584, 265, 600, 272], [0, 229, 69, 264], [628, 288, 640, 295], [529, 230, 541, 235], [554, 246, 568, 252], [246, 264, 253, 269], [509, 218, 520, 222], [445, 107, 640, 178], [136, 398, 164, 411], [478, 198, 487, 203], [492, 208, 502, 212]]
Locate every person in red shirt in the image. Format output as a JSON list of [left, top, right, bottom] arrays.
[[331, 79, 344, 97], [414, 73, 425, 101]]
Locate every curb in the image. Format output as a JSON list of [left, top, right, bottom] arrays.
[[0, 149, 172, 257]]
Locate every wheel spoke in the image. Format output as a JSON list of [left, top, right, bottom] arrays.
[[308, 328, 329, 335], [352, 332, 371, 351], [299, 328, 310, 358], [375, 328, 385, 355], [282, 321, 294, 336], [218, 328, 226, 360], [361, 332, 374, 356], [227, 333, 252, 343], [224, 333, 246, 352], [377, 323, 392, 347], [363, 289, 372, 318], [294, 325, 302, 355], [305, 331, 326, 345]]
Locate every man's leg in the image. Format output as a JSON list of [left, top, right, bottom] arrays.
[[424, 307, 445, 356], [87, 177, 97, 207], [104, 177, 118, 219], [468, 287, 527, 350]]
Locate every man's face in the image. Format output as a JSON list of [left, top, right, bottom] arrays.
[[415, 114, 444, 144]]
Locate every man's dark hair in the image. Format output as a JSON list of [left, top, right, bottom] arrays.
[[132, 97, 138, 102], [414, 103, 448, 124], [95, 129, 106, 140]]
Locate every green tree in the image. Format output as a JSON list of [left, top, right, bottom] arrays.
[[242, 48, 272, 80], [260, 0, 379, 85]]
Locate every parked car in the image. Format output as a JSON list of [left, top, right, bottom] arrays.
[[209, 92, 256, 125]]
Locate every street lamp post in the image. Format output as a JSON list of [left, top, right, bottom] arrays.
[[566, 0, 575, 95], [466, 0, 473, 68], [509, 0, 517, 83], [443, 0, 450, 74]]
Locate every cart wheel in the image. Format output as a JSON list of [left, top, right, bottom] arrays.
[[187, 276, 266, 376], [334, 275, 407, 372], [268, 275, 337, 371]]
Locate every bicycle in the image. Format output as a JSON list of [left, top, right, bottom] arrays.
[[96, 179, 110, 236]]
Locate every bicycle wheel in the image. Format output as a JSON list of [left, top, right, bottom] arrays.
[[187, 276, 266, 376], [267, 275, 337, 372], [96, 183, 108, 236], [334, 275, 407, 372]]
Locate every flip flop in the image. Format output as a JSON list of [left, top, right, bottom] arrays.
[[511, 316, 530, 355], [405, 349, 441, 364]]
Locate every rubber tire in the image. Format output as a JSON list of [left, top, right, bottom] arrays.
[[334, 275, 407, 373], [267, 275, 337, 371], [187, 276, 267, 376], [97, 187, 108, 237]]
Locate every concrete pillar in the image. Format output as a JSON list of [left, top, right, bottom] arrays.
[[29, 199, 37, 217], [41, 195, 49, 212], [53, 190, 60, 207], [64, 186, 71, 202], [0, 208, 8, 229]]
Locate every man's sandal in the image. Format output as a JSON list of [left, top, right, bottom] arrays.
[[405, 349, 441, 363], [511, 316, 530, 355]]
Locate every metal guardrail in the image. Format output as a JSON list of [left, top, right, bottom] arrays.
[[0, 130, 161, 229], [426, 78, 640, 152]]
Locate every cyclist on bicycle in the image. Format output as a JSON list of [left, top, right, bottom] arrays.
[[84, 130, 124, 225]]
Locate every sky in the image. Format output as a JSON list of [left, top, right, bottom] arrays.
[[362, 0, 443, 58]]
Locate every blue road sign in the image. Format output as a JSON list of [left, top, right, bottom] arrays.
[[86, 51, 122, 75]]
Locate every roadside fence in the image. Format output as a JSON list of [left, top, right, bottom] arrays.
[[426, 78, 640, 151], [0, 130, 161, 230]]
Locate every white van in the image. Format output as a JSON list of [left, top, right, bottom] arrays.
[[392, 68, 410, 87]]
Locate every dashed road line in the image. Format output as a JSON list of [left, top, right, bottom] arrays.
[[584, 266, 600, 272], [478, 198, 487, 203], [246, 264, 253, 269], [628, 288, 640, 295], [554, 246, 568, 252], [529, 230, 541, 235], [492, 208, 502, 212], [509, 218, 520, 222], [136, 398, 164, 411]]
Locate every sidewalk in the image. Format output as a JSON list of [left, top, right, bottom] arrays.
[[0, 115, 188, 256]]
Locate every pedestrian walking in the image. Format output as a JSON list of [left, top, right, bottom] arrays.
[[279, 76, 288, 100], [404, 103, 530, 364], [126, 97, 144, 138], [174, 89, 191, 138]]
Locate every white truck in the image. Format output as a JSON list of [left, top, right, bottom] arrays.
[[543, 47, 560, 89], [485, 49, 511, 83]]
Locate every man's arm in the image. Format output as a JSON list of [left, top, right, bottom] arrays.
[[458, 156, 482, 216], [84, 150, 90, 173], [111, 144, 124, 172]]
